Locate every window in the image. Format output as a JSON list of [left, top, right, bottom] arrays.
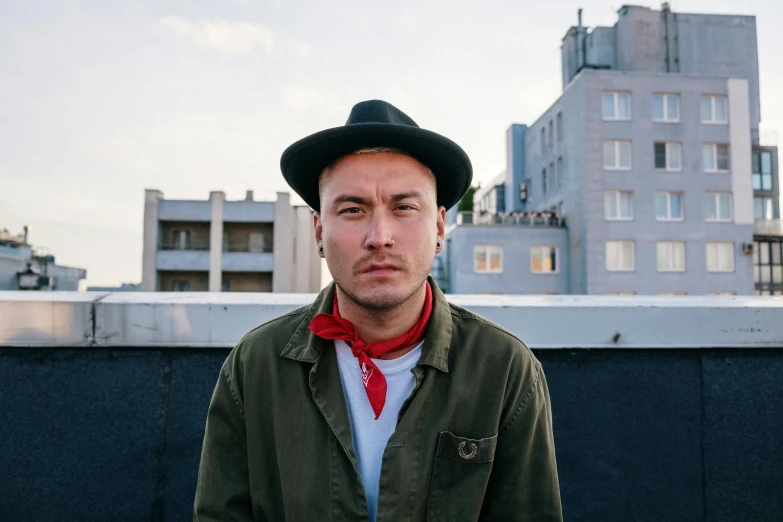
[[655, 192, 683, 221], [540, 127, 546, 154], [602, 91, 631, 120], [703, 144, 729, 172], [754, 241, 783, 289], [704, 193, 732, 222], [475, 245, 502, 273], [549, 161, 555, 187], [548, 120, 554, 148], [531, 246, 558, 273], [541, 167, 547, 195], [173, 230, 191, 250], [658, 292, 687, 296], [709, 292, 736, 296], [706, 242, 734, 272], [657, 241, 686, 272], [701, 95, 728, 124], [605, 191, 634, 220], [608, 291, 636, 295], [652, 93, 680, 122], [171, 280, 190, 291], [654, 142, 682, 171], [603, 140, 632, 170], [556, 112, 563, 142], [557, 156, 563, 186], [754, 197, 775, 220], [752, 151, 774, 191], [606, 241, 635, 271]]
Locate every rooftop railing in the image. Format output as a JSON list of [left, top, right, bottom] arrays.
[[457, 211, 563, 227]]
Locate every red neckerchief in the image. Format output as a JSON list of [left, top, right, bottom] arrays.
[[308, 282, 433, 419]]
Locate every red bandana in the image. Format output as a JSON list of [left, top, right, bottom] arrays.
[[308, 283, 433, 419]]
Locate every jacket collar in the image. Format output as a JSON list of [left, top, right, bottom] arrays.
[[281, 277, 453, 372]]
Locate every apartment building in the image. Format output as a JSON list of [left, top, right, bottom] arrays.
[[141, 190, 321, 292], [437, 4, 779, 295]]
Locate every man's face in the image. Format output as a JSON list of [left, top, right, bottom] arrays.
[[315, 152, 446, 311]]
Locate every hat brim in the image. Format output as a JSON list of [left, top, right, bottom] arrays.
[[280, 123, 472, 211]]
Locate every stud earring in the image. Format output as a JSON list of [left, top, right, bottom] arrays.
[[436, 242, 441, 248], [319, 246, 324, 254]]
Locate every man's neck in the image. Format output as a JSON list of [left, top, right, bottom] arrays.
[[335, 283, 428, 360]]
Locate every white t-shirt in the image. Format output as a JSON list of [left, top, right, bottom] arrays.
[[334, 339, 423, 522]]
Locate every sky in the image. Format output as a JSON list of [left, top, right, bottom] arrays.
[[1, 0, 781, 286]]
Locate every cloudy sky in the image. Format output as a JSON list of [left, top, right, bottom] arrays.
[[1, 0, 781, 286]]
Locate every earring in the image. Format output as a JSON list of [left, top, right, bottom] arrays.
[[319, 246, 324, 254], [436, 242, 441, 248]]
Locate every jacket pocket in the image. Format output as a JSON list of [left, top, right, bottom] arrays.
[[426, 431, 499, 522]]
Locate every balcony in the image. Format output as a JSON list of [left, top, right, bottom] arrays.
[[754, 219, 783, 237], [1, 292, 782, 521], [457, 211, 563, 227]]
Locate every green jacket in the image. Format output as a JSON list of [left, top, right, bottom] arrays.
[[194, 280, 562, 521]]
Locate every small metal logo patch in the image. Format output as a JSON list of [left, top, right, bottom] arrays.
[[458, 441, 478, 460]]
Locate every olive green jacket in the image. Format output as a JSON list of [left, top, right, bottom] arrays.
[[194, 279, 562, 521]]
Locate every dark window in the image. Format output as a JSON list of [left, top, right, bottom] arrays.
[[654, 143, 666, 169], [754, 240, 783, 293], [172, 280, 190, 292], [542, 168, 547, 194]]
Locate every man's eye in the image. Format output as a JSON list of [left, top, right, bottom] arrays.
[[396, 205, 413, 211], [339, 207, 362, 214]]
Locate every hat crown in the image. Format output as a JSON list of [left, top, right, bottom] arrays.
[[345, 100, 419, 128]]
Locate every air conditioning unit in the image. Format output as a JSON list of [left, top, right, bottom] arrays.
[[742, 242, 756, 255], [519, 182, 528, 203]]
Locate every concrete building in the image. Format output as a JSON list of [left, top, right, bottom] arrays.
[[0, 227, 87, 291], [438, 4, 778, 295], [141, 190, 322, 292]]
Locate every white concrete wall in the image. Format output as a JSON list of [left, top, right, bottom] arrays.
[[272, 192, 294, 292], [141, 190, 162, 291], [208, 192, 224, 292], [728, 78, 754, 226], [1, 291, 781, 349]]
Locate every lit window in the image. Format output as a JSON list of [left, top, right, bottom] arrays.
[[474, 245, 503, 273], [654, 142, 682, 171], [655, 192, 683, 221], [754, 197, 775, 220], [606, 241, 635, 271], [701, 95, 728, 124], [605, 191, 634, 220], [604, 140, 632, 170], [703, 144, 729, 172], [657, 241, 686, 272], [704, 193, 732, 222], [602, 92, 631, 120], [652, 93, 680, 122], [706, 242, 734, 272], [531, 246, 558, 274]]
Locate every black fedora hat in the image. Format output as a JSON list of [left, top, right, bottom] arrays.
[[280, 100, 473, 211]]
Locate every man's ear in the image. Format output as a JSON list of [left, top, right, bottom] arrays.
[[436, 206, 446, 248], [313, 211, 323, 252]]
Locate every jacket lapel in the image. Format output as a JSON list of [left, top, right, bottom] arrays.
[[280, 283, 360, 474]]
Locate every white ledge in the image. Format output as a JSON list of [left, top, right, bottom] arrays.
[[1, 291, 782, 349]]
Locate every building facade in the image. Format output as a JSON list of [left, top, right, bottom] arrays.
[[141, 190, 322, 292], [0, 227, 87, 291], [438, 4, 778, 295]]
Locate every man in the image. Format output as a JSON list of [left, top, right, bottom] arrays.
[[194, 100, 562, 521]]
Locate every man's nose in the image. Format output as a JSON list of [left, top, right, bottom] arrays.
[[364, 212, 395, 250]]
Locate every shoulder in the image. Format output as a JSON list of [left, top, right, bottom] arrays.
[[447, 301, 538, 368], [222, 304, 313, 380]]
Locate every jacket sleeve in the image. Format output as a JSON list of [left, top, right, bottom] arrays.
[[479, 360, 563, 522], [193, 361, 259, 522]]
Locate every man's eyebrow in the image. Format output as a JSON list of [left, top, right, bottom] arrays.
[[391, 191, 425, 202], [331, 195, 368, 205]]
